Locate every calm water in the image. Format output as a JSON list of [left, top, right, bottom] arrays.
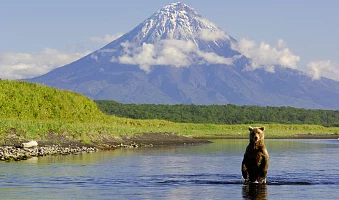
[[0, 139, 338, 199]]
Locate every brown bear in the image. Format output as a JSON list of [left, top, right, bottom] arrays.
[[241, 126, 269, 183]]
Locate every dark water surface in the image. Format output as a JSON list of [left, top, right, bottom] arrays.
[[0, 139, 338, 199]]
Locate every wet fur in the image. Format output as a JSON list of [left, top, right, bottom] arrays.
[[242, 126, 269, 183]]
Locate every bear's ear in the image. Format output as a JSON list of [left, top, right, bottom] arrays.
[[249, 126, 253, 131], [259, 126, 265, 131]]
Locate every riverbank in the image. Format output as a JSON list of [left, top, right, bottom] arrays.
[[0, 145, 98, 161], [2, 117, 339, 147], [1, 132, 338, 161], [0, 132, 209, 161], [199, 133, 339, 139]]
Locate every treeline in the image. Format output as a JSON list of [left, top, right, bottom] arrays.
[[95, 100, 339, 127]]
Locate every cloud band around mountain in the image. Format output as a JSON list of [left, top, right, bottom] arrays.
[[111, 39, 236, 72], [306, 60, 339, 81], [231, 38, 300, 72], [1, 36, 338, 82], [90, 34, 123, 44]]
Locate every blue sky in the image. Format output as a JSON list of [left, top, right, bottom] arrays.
[[1, 0, 339, 80]]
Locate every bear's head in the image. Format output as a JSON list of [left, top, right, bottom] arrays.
[[249, 126, 265, 145]]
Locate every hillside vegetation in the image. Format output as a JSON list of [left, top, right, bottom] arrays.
[[0, 80, 173, 144], [0, 80, 104, 122], [0, 80, 338, 145], [95, 100, 339, 127]]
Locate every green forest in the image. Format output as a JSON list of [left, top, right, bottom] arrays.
[[95, 100, 339, 127]]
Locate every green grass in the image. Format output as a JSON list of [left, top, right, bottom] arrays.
[[1, 118, 338, 144], [0, 80, 104, 122], [1, 79, 338, 145]]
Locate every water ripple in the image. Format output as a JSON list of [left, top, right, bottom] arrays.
[[145, 173, 337, 186]]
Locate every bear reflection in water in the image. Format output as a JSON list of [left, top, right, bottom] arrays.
[[242, 183, 268, 200]]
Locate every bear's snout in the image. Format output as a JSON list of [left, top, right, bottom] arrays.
[[251, 132, 260, 143]]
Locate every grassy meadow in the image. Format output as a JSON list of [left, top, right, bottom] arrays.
[[1, 79, 338, 145]]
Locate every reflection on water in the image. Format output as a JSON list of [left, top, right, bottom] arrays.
[[0, 139, 338, 199], [242, 184, 268, 200]]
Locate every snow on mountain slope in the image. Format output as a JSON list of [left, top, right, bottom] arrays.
[[132, 2, 232, 44], [92, 2, 240, 72]]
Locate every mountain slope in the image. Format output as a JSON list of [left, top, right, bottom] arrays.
[[28, 2, 339, 110]]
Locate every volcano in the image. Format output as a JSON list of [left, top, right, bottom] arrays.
[[28, 2, 339, 109]]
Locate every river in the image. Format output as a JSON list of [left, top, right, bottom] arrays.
[[0, 139, 338, 199]]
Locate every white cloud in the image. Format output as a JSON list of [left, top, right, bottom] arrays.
[[0, 33, 125, 80], [199, 29, 229, 41], [306, 60, 339, 81], [90, 54, 99, 62], [112, 39, 236, 72], [196, 17, 230, 41], [231, 38, 300, 72], [90, 33, 123, 44], [196, 17, 218, 29], [197, 51, 234, 65], [0, 48, 90, 80], [232, 38, 339, 81]]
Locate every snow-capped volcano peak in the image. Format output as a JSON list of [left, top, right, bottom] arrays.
[[160, 2, 198, 15], [128, 2, 234, 45], [98, 2, 240, 72]]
